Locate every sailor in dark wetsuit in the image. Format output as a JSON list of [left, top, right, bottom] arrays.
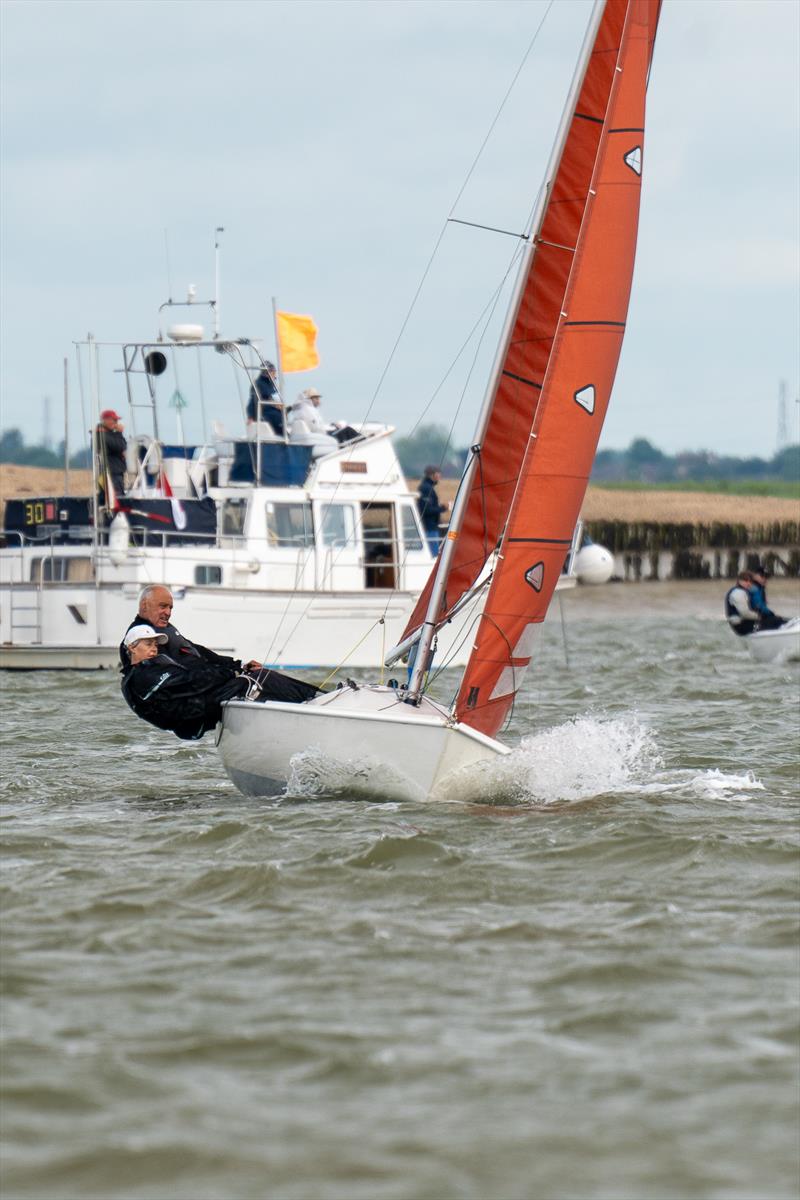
[[119, 585, 247, 672]]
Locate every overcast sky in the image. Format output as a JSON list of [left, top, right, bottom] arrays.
[[1, 0, 798, 459]]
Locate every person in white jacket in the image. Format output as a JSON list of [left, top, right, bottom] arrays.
[[290, 387, 326, 434]]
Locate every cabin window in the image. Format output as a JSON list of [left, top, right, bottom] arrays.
[[265, 502, 314, 549], [220, 499, 248, 537], [319, 503, 355, 547], [30, 557, 93, 583], [195, 565, 222, 586], [400, 504, 424, 552]]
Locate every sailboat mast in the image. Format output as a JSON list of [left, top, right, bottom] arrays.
[[405, 0, 607, 704]]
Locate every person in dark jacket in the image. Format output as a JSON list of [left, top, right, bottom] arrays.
[[724, 570, 757, 637], [119, 584, 259, 671], [246, 363, 285, 436], [416, 465, 449, 555], [121, 624, 320, 740], [95, 408, 127, 505], [748, 564, 787, 631]]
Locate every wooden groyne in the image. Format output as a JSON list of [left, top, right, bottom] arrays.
[[583, 518, 799, 580]]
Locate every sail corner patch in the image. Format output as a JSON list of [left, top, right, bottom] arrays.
[[524, 562, 544, 592], [624, 146, 642, 176], [574, 385, 595, 414]]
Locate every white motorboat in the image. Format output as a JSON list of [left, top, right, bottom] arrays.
[[0, 261, 589, 672], [217, 0, 662, 800], [747, 618, 800, 664]]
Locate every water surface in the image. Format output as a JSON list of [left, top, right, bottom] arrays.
[[2, 581, 799, 1200]]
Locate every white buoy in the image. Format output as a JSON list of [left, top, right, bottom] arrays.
[[108, 511, 130, 566], [573, 541, 614, 584]]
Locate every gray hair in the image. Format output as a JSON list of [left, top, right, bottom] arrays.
[[139, 584, 172, 606]]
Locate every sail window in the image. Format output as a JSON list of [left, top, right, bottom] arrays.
[[400, 505, 424, 552], [220, 499, 248, 537], [319, 504, 355, 548], [266, 502, 314, 549], [489, 664, 529, 701], [624, 146, 642, 176], [30, 557, 93, 583], [194, 565, 223, 586], [574, 385, 595, 414]]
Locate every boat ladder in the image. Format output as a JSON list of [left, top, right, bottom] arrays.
[[9, 586, 42, 644]]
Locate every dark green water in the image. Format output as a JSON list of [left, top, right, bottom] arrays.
[[2, 583, 799, 1200]]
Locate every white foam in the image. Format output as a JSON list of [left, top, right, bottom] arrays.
[[285, 747, 420, 803], [436, 714, 663, 806]]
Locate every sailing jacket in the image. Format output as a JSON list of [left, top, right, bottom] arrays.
[[747, 582, 785, 631], [417, 476, 447, 533], [119, 617, 241, 671], [121, 653, 248, 740], [94, 425, 127, 492], [724, 585, 756, 637]]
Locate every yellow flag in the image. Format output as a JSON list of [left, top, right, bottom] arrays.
[[276, 310, 320, 373]]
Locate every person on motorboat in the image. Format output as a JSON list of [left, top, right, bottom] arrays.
[[416, 465, 449, 555], [724, 570, 757, 637], [120, 624, 322, 741], [748, 564, 787, 631], [290, 387, 326, 434], [94, 409, 127, 505], [246, 363, 285, 436]]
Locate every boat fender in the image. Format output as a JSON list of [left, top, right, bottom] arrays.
[[108, 512, 130, 566], [573, 542, 614, 585]]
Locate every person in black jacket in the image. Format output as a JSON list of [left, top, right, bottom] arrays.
[[119, 584, 261, 671], [416, 465, 449, 555], [246, 363, 285, 436], [95, 409, 127, 506], [120, 624, 320, 740]]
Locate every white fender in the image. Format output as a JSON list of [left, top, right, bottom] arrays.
[[574, 542, 614, 585], [108, 512, 130, 566]]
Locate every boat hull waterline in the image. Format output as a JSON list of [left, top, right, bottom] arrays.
[[746, 617, 800, 664], [217, 686, 508, 801]]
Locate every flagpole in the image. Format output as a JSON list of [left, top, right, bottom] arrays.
[[272, 297, 289, 444]]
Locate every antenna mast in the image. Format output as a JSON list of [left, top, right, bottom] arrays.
[[214, 226, 224, 338]]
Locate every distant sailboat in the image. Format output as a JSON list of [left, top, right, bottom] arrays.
[[217, 0, 663, 800]]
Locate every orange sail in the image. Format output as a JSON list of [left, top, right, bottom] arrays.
[[402, 0, 659, 644], [450, 0, 660, 737]]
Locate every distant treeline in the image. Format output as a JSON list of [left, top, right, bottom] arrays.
[[0, 429, 90, 469], [395, 424, 800, 486], [1, 423, 798, 487]]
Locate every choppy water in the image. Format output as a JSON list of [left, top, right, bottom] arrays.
[[2, 582, 799, 1200]]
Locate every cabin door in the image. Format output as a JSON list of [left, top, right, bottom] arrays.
[[360, 502, 397, 590]]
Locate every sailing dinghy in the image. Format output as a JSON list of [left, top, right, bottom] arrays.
[[217, 0, 663, 800]]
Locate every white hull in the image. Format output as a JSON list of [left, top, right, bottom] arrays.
[[746, 618, 800, 664], [216, 685, 508, 801]]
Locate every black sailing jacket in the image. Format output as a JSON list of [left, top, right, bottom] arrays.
[[121, 653, 247, 740]]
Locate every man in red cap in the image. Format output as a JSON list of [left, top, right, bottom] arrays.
[[95, 408, 127, 507]]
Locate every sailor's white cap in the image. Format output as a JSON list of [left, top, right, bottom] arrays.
[[124, 624, 167, 647]]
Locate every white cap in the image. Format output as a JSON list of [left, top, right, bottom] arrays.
[[304, 387, 322, 399], [124, 624, 168, 647]]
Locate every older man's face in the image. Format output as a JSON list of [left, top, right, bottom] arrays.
[[140, 588, 173, 628], [130, 638, 159, 664]]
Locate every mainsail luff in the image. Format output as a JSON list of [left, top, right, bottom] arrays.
[[455, 0, 660, 738], [399, 0, 638, 650]]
